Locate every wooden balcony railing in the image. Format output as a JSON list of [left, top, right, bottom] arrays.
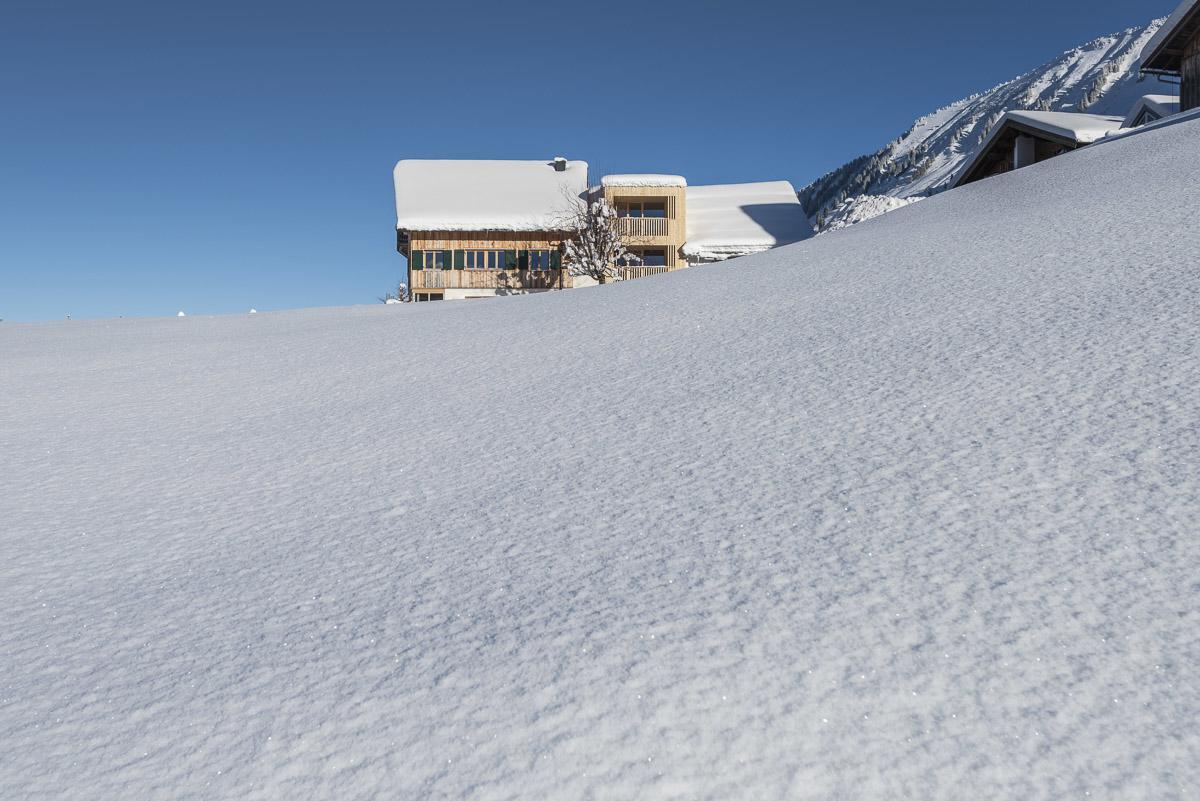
[[617, 217, 671, 238], [618, 265, 673, 281], [411, 269, 568, 291]]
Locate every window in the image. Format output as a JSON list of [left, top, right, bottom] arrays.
[[639, 249, 667, 266], [425, 251, 447, 269], [616, 199, 669, 218], [528, 250, 552, 271], [466, 250, 492, 269]]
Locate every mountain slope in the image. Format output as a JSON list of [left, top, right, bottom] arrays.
[[802, 19, 1172, 231], [3, 117, 1200, 800]]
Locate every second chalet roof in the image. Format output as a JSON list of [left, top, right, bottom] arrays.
[[393, 159, 588, 232], [682, 181, 811, 259], [953, 110, 1125, 188], [1000, 111, 1126, 143], [1141, 0, 1200, 73], [1123, 94, 1182, 127]]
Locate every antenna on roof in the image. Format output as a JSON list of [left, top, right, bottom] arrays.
[[553, 156, 567, 172]]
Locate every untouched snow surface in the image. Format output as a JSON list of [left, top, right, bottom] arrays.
[[4, 119, 1200, 800]]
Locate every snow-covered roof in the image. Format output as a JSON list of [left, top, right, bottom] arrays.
[[393, 159, 588, 232], [601, 174, 687, 188], [953, 110, 1125, 188], [682, 181, 811, 259], [1003, 111, 1126, 143], [1122, 94, 1182, 127], [1141, 0, 1200, 72]]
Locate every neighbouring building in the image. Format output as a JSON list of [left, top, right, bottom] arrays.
[[1141, 0, 1200, 112], [952, 111, 1124, 188], [393, 158, 811, 300], [1122, 94, 1182, 128]]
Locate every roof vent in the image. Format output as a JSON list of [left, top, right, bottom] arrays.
[[552, 156, 568, 172]]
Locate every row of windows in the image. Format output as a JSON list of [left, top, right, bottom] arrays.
[[616, 200, 667, 219], [410, 249, 562, 271]]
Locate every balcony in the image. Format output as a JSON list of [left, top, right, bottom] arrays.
[[616, 216, 672, 238], [410, 269, 567, 291]]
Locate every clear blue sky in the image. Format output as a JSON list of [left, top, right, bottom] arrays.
[[0, 0, 1165, 321]]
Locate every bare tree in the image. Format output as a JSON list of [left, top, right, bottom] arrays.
[[558, 196, 640, 284], [379, 280, 408, 304]]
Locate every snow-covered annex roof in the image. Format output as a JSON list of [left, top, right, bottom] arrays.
[[393, 159, 588, 232], [1141, 0, 1200, 73], [1123, 94, 1181, 128], [682, 181, 811, 259], [601, 174, 687, 188]]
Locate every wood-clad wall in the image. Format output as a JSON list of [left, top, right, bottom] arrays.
[[600, 185, 688, 266], [1184, 30, 1200, 112], [408, 230, 568, 251]]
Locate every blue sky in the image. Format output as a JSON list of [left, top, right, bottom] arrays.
[[0, 0, 1165, 321]]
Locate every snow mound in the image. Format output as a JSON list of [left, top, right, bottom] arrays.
[[819, 194, 924, 233], [3, 118, 1199, 800]]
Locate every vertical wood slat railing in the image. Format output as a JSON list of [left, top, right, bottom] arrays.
[[410, 269, 567, 290], [617, 217, 670, 238], [618, 265, 672, 281]]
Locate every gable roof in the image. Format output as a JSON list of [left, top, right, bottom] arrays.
[[682, 181, 811, 260], [393, 159, 588, 232], [1122, 94, 1182, 127], [1000, 111, 1127, 143], [1142, 0, 1200, 73], [953, 111, 1124, 187]]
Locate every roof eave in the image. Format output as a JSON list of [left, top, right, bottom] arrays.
[[1141, 3, 1200, 74]]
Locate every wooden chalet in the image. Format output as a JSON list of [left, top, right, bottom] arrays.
[[393, 159, 811, 300], [1142, 0, 1200, 112], [394, 158, 584, 302], [953, 111, 1124, 188]]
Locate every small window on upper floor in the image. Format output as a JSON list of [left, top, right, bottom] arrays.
[[643, 202, 666, 218]]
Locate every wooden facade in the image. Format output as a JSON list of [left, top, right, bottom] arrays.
[[600, 184, 688, 270], [1142, 1, 1200, 112], [1185, 30, 1200, 111], [402, 230, 571, 301], [955, 121, 1077, 187]]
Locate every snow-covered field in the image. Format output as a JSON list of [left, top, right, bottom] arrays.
[[3, 117, 1199, 800]]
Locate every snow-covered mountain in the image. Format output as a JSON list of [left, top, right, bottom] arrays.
[[801, 19, 1173, 231]]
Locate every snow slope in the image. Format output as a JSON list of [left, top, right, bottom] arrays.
[[3, 117, 1200, 800], [801, 18, 1174, 231]]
